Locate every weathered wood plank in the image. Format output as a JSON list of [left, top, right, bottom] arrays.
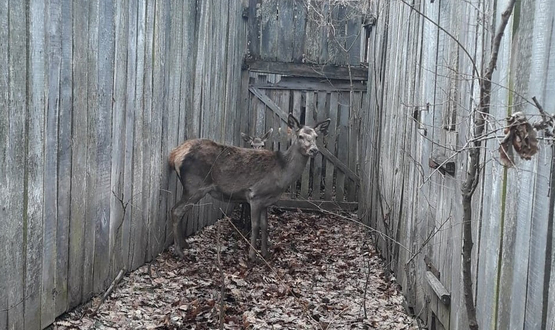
[[312, 92, 327, 199], [336, 92, 349, 201], [346, 92, 361, 202], [300, 91, 315, 199], [121, 0, 138, 271], [56, 0, 73, 316], [148, 0, 166, 260], [93, 0, 115, 294], [82, 0, 99, 302], [110, 0, 129, 279], [0, 0, 8, 325], [276, 0, 294, 62], [166, 0, 184, 248], [260, 0, 278, 61], [253, 77, 367, 92], [324, 92, 338, 201], [426, 271, 451, 306], [6, 0, 27, 327], [290, 91, 303, 198], [68, 0, 89, 309], [291, 0, 306, 62], [42, 0, 62, 325], [132, 0, 153, 270], [25, 0, 46, 327], [247, 60, 368, 80]]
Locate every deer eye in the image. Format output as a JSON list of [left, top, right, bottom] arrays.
[[298, 135, 304, 139]]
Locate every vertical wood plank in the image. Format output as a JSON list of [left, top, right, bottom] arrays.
[[313, 92, 327, 200], [0, 0, 8, 323], [93, 0, 115, 293], [6, 0, 27, 328], [25, 0, 46, 327], [149, 0, 167, 260], [122, 0, 139, 271], [292, 0, 306, 62], [335, 92, 349, 201], [110, 0, 129, 278], [82, 0, 99, 302], [56, 0, 73, 316], [42, 0, 62, 325], [346, 91, 361, 202], [290, 91, 302, 198], [133, 0, 154, 270], [324, 92, 338, 201], [166, 0, 184, 247], [0, 0, 8, 325], [68, 0, 89, 309], [301, 91, 315, 199]]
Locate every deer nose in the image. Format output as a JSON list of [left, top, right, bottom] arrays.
[[307, 147, 319, 157]]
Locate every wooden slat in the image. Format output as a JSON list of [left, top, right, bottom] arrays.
[[25, 1, 46, 327], [252, 77, 367, 92], [149, 0, 166, 260], [68, 0, 89, 309], [313, 92, 327, 199], [300, 91, 315, 199], [6, 0, 27, 328], [56, 0, 73, 316], [42, 0, 62, 325], [335, 92, 350, 201], [346, 92, 361, 202], [0, 0, 8, 324], [122, 0, 139, 271], [290, 91, 303, 198], [82, 0, 99, 302], [324, 92, 338, 200], [292, 0, 306, 62], [110, 0, 129, 278], [93, 0, 115, 294], [247, 60, 368, 80]]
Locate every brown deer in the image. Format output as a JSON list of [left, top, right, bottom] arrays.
[[168, 114, 330, 260], [241, 128, 273, 149]]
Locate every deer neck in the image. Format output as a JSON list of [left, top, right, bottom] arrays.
[[280, 142, 309, 185]]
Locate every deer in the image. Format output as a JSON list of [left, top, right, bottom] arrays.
[[241, 128, 273, 150], [168, 114, 330, 260]]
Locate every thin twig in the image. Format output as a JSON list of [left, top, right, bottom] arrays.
[[93, 269, 125, 315]]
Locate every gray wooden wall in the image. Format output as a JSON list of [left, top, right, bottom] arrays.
[[0, 1, 248, 329], [360, 0, 555, 329]]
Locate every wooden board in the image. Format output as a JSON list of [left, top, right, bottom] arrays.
[[56, 0, 73, 316], [6, 0, 27, 327], [25, 0, 47, 327]]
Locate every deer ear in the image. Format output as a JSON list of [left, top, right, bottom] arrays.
[[262, 128, 273, 141], [314, 118, 331, 135], [241, 132, 252, 143], [288, 114, 301, 130]]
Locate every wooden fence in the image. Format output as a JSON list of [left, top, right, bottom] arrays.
[[360, 0, 555, 329], [0, 1, 248, 329]]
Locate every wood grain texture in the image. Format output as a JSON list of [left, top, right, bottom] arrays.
[[25, 0, 47, 327]]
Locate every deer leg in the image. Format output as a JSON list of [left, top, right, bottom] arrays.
[[172, 192, 203, 258], [248, 203, 263, 260], [260, 208, 269, 258]]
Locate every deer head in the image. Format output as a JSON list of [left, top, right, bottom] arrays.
[[241, 128, 273, 149]]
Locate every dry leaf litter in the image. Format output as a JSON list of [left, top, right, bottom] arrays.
[[55, 209, 417, 329]]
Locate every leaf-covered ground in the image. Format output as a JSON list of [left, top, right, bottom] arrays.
[[55, 209, 417, 329]]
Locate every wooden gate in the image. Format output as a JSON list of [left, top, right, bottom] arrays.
[[241, 68, 365, 211]]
